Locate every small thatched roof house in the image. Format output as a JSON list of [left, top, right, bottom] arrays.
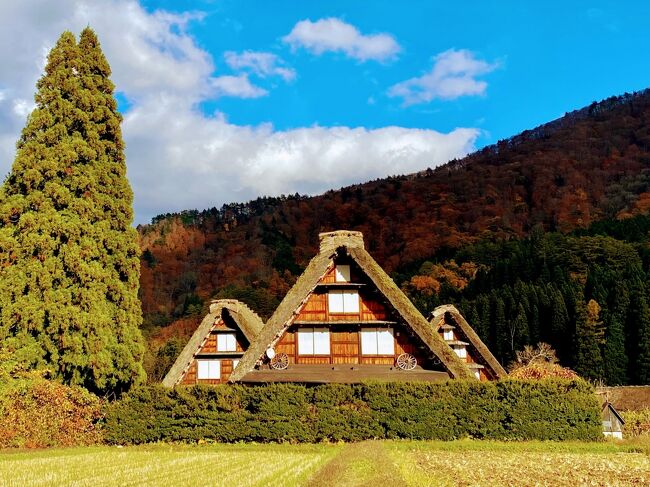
[[162, 299, 264, 387], [600, 400, 625, 439], [429, 305, 507, 381]]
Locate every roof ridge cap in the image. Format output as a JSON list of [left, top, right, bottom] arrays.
[[318, 230, 365, 253]]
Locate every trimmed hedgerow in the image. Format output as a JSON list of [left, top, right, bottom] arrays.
[[103, 379, 602, 444]]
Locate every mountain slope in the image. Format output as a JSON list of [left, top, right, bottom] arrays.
[[138, 89, 650, 380]]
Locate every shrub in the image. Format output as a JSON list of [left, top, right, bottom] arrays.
[[0, 375, 103, 448], [509, 363, 579, 380], [621, 408, 650, 437], [104, 379, 602, 445]]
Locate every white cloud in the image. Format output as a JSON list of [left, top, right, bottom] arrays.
[[124, 99, 480, 220], [224, 51, 296, 81], [212, 74, 268, 98], [283, 18, 400, 62], [13, 99, 35, 118], [389, 49, 499, 105], [0, 1, 480, 224]]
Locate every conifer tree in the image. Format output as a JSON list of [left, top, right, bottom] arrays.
[[491, 293, 507, 361], [603, 283, 629, 384], [631, 290, 650, 384], [509, 303, 530, 355], [0, 29, 145, 395], [549, 288, 569, 359], [574, 299, 605, 380]]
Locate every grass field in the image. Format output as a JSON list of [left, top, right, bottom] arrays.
[[1, 440, 648, 486]]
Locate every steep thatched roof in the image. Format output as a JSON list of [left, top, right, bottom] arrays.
[[162, 299, 264, 387], [429, 304, 508, 379], [229, 230, 475, 382], [596, 386, 650, 412]]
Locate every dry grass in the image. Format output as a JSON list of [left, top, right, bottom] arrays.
[[0, 439, 648, 486], [387, 440, 650, 486]]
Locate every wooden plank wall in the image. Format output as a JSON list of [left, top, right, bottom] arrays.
[[331, 329, 359, 364], [297, 293, 328, 321], [276, 323, 432, 367], [197, 332, 245, 354], [178, 318, 247, 385], [180, 359, 238, 385], [274, 260, 440, 370], [296, 290, 389, 322]]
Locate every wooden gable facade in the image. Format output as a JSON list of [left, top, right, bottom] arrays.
[[162, 299, 264, 387], [429, 305, 507, 381], [230, 230, 477, 384], [179, 313, 248, 385], [272, 258, 442, 372]]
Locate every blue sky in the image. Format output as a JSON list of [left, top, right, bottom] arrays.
[[141, 0, 650, 145], [0, 1, 649, 223]]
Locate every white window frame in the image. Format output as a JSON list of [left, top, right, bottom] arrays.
[[360, 327, 394, 355], [335, 264, 351, 282], [197, 359, 221, 379], [297, 328, 330, 355], [443, 329, 453, 341], [232, 359, 240, 370], [217, 333, 237, 352], [453, 345, 467, 359], [328, 290, 359, 314]]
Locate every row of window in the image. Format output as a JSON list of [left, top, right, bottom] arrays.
[[297, 327, 395, 355], [197, 359, 239, 380]]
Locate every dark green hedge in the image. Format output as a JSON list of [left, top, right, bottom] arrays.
[[103, 379, 602, 444]]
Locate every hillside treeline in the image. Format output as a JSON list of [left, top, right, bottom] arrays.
[[399, 214, 650, 385], [140, 90, 650, 384]]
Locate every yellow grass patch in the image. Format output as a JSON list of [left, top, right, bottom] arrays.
[[0, 440, 648, 486]]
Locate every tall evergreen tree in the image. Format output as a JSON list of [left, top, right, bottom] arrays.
[[631, 290, 650, 384], [574, 299, 605, 380], [603, 282, 629, 384], [0, 29, 145, 395], [548, 288, 569, 358], [509, 303, 530, 357], [491, 293, 508, 362]]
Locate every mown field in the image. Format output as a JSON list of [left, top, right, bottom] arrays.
[[1, 440, 649, 486]]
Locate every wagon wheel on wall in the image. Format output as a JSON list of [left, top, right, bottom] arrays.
[[396, 353, 417, 371], [270, 352, 289, 370]]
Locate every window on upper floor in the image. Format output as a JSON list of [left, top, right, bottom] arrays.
[[452, 345, 467, 359], [335, 264, 351, 282], [217, 333, 237, 352], [328, 290, 359, 313]]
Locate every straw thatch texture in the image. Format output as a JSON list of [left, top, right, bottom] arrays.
[[430, 304, 507, 379], [596, 386, 650, 412], [228, 252, 334, 382], [162, 299, 264, 387]]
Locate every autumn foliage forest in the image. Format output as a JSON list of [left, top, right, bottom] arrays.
[[139, 90, 650, 385]]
